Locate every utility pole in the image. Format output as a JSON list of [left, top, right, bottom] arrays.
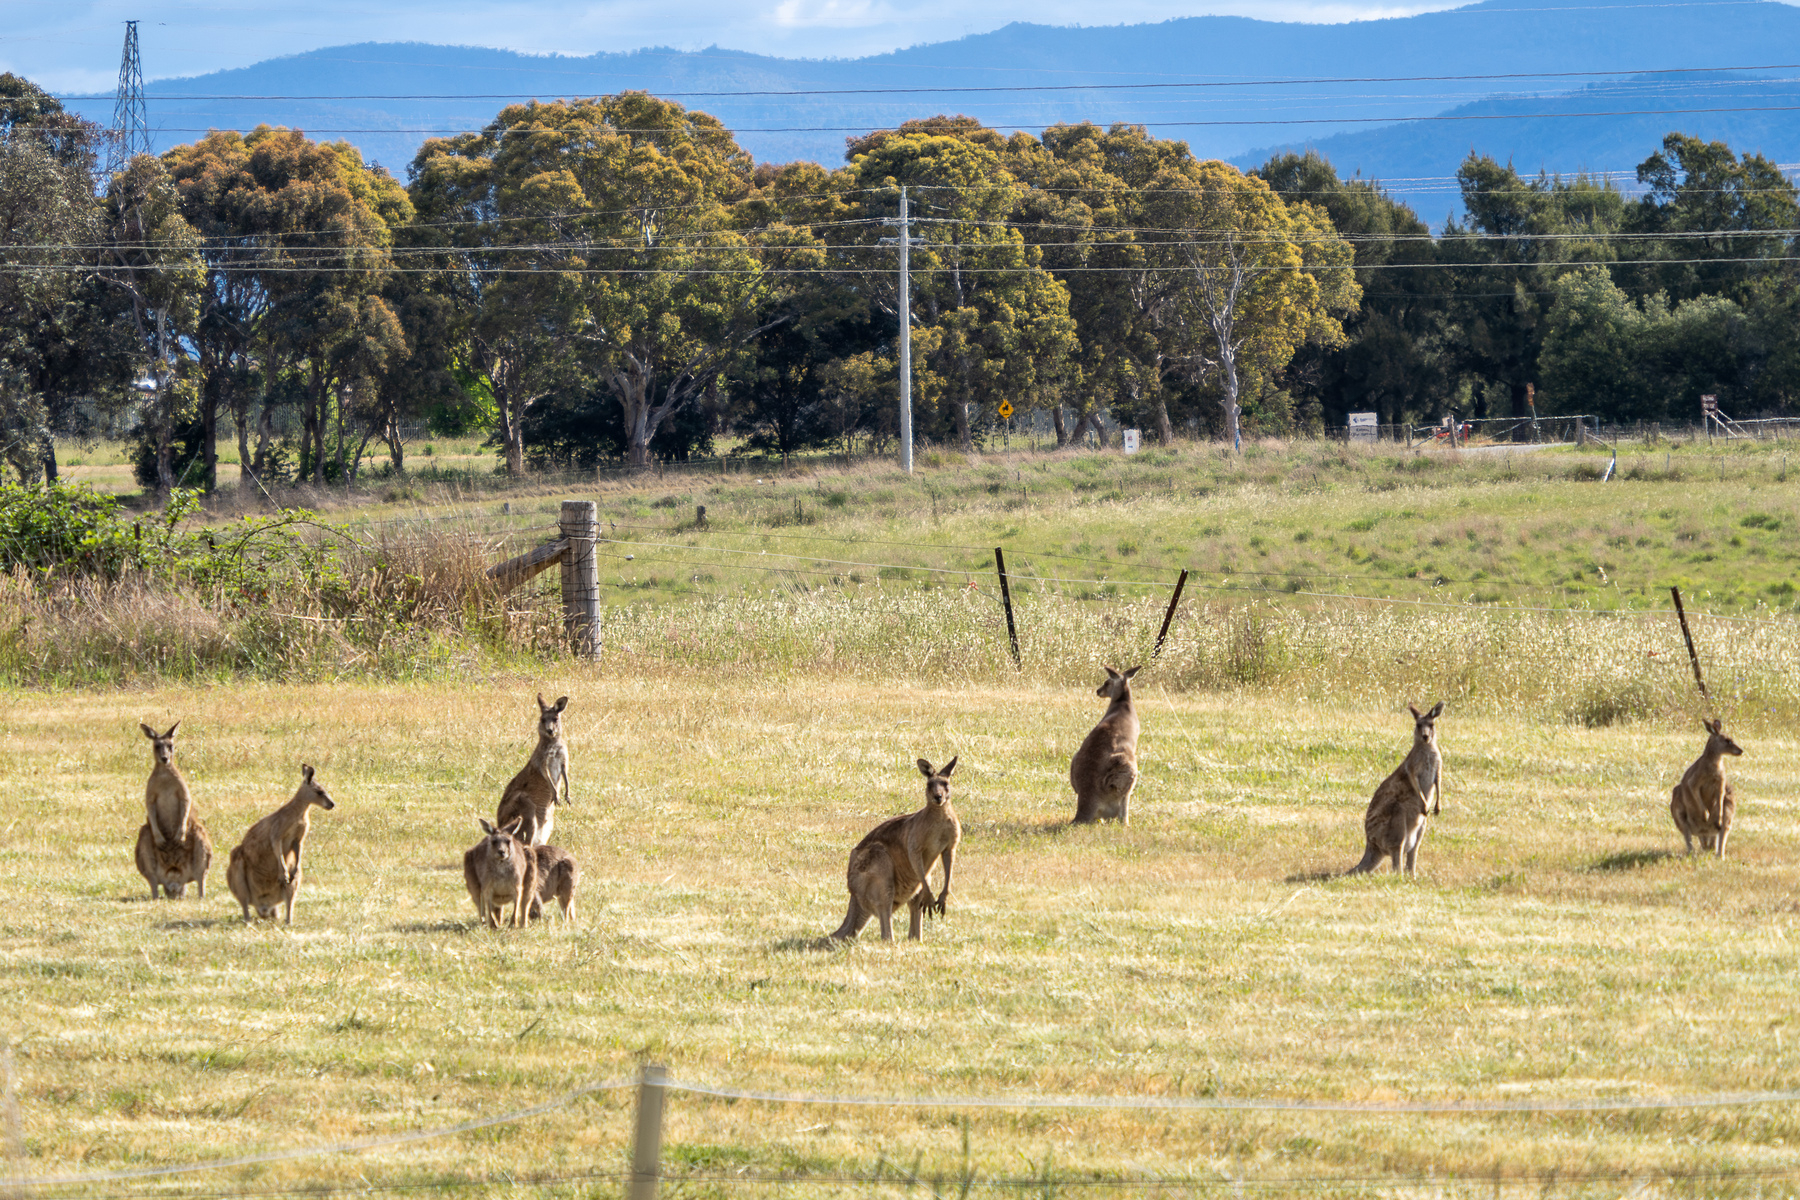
[[880, 187, 924, 474], [106, 20, 150, 179]]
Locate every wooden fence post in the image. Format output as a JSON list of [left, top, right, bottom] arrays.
[[627, 1063, 668, 1200], [560, 500, 600, 658]]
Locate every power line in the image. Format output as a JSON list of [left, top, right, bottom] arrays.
[[47, 59, 1800, 101], [109, 101, 1800, 134]]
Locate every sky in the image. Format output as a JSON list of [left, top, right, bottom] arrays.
[[6, 0, 1454, 93]]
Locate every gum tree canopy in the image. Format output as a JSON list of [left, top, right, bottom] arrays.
[[411, 92, 778, 470], [1142, 160, 1359, 449]]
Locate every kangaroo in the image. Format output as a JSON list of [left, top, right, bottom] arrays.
[[133, 722, 212, 899], [528, 844, 580, 924], [831, 757, 962, 943], [1070, 666, 1140, 825], [1348, 701, 1444, 877], [225, 764, 337, 924], [1671, 717, 1742, 858], [496, 694, 570, 847], [464, 817, 539, 929]]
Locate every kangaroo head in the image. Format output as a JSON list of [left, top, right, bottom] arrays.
[[1096, 666, 1141, 702], [298, 763, 336, 810], [140, 721, 180, 766], [1407, 701, 1444, 748], [536, 693, 569, 741], [1704, 717, 1744, 757], [478, 816, 524, 858], [917, 756, 957, 806]]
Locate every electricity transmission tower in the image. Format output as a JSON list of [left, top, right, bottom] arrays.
[[879, 186, 925, 474], [106, 20, 149, 178]]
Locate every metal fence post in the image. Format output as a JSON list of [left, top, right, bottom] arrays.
[[1153, 569, 1190, 659], [994, 547, 1021, 668], [559, 500, 600, 658], [628, 1063, 668, 1200]]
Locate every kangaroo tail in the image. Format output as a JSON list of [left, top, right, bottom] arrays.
[[829, 900, 865, 940], [1346, 844, 1382, 875]]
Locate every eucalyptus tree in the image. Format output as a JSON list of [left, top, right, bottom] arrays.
[[846, 127, 1078, 453], [413, 92, 788, 471], [1141, 160, 1359, 448]]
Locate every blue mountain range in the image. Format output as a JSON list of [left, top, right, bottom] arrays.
[[57, 0, 1800, 212]]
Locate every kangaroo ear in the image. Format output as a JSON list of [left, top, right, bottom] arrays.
[[1123, 666, 1141, 680], [479, 817, 497, 835], [940, 756, 958, 778], [501, 817, 523, 838], [1426, 701, 1444, 720], [554, 696, 569, 713], [140, 723, 156, 739], [1102, 665, 1120, 678], [917, 758, 934, 778], [301, 764, 315, 783], [536, 692, 548, 711], [1408, 703, 1422, 719], [164, 721, 180, 739]]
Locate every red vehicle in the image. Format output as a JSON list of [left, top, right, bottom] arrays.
[[1433, 421, 1473, 442]]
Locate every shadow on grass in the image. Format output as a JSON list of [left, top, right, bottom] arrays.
[[969, 818, 1078, 841], [392, 919, 474, 934], [153, 916, 236, 930], [1283, 867, 1344, 883], [1586, 848, 1678, 872]]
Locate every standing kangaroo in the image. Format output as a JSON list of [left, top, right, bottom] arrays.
[[1070, 666, 1140, 825], [225, 765, 336, 924], [464, 817, 539, 929], [831, 757, 962, 943], [1671, 717, 1742, 858], [134, 722, 212, 899], [1348, 701, 1444, 877], [496, 694, 569, 847]]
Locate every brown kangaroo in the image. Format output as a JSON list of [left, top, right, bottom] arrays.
[[496, 694, 570, 847], [134, 722, 212, 899], [1348, 702, 1444, 877], [528, 843, 580, 924], [1070, 666, 1140, 825], [831, 757, 962, 942], [225, 764, 337, 924], [1671, 717, 1742, 858], [463, 817, 539, 929]]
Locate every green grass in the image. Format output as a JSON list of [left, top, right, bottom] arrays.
[[5, 678, 1800, 1196], [6, 434, 1800, 1195]]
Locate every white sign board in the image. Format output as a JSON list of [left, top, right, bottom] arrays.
[[1701, 394, 1718, 413], [1348, 412, 1377, 442], [1122, 428, 1141, 454]]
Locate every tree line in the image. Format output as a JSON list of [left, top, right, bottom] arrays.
[[2, 70, 1796, 492]]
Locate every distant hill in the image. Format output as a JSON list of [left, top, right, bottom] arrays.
[[56, 0, 1800, 212]]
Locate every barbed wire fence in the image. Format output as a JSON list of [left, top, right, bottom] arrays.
[[11, 1066, 1800, 1197]]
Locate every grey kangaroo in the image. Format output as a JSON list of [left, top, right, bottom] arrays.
[[1348, 702, 1443, 877], [831, 757, 962, 942]]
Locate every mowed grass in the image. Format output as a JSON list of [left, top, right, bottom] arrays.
[[6, 671, 1800, 1196]]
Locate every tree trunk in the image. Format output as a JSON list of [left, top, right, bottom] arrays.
[[201, 365, 220, 494], [40, 436, 58, 483], [953, 398, 973, 454], [386, 415, 404, 472], [1052, 405, 1068, 446], [1220, 344, 1242, 452], [153, 308, 175, 494]]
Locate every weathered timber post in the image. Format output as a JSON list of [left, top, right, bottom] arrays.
[[627, 1063, 669, 1200], [560, 500, 600, 658]]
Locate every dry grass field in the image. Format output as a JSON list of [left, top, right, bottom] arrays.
[[5, 436, 1800, 1196], [6, 668, 1800, 1197]]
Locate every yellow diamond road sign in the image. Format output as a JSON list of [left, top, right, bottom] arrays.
[[997, 400, 1014, 419]]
